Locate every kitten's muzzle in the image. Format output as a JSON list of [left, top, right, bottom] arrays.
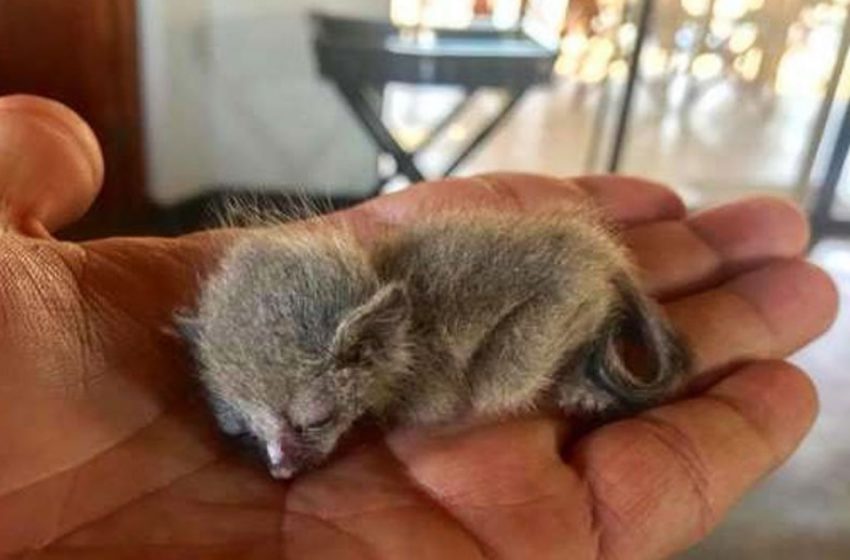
[[269, 463, 297, 479], [265, 436, 319, 480]]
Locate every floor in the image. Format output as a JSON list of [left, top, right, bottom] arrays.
[[385, 76, 850, 212]]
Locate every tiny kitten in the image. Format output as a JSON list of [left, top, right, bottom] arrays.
[[181, 207, 691, 479]]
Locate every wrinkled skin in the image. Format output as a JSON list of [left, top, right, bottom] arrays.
[[0, 98, 838, 559]]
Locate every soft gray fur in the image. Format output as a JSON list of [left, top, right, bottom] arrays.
[[183, 209, 691, 479]]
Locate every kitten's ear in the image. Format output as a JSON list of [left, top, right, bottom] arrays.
[[332, 282, 411, 367]]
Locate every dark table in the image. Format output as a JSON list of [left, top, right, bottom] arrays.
[[310, 12, 558, 193]]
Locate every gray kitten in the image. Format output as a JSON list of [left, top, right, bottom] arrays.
[[182, 208, 691, 479]]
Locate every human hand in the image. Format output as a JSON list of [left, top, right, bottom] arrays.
[[0, 98, 837, 559]]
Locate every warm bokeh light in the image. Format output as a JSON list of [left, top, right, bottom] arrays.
[[692, 52, 724, 80], [710, 18, 735, 40], [389, 0, 850, 98], [492, 0, 523, 28], [642, 44, 671, 77], [561, 32, 589, 54], [683, 0, 756, 19], [682, 0, 711, 17], [729, 24, 758, 53], [608, 58, 629, 80], [617, 22, 637, 50], [776, 44, 834, 96], [715, 0, 751, 20], [733, 47, 763, 81], [579, 35, 617, 83], [554, 52, 579, 75], [391, 0, 475, 28], [394, 127, 428, 150], [528, 0, 570, 31], [447, 123, 469, 142], [390, 0, 566, 29], [422, 1, 474, 28], [391, 0, 422, 27]]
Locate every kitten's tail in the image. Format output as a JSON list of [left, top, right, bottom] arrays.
[[584, 275, 692, 411]]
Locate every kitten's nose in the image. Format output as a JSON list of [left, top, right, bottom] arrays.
[[269, 464, 296, 479], [265, 441, 296, 479]]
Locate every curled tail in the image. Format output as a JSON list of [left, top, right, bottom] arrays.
[[582, 275, 692, 412]]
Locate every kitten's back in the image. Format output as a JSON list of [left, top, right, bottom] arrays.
[[374, 208, 630, 346]]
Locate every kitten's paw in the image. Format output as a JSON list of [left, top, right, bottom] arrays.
[[557, 379, 621, 416]]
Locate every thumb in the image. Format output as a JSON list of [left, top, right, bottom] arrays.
[[0, 94, 103, 237]]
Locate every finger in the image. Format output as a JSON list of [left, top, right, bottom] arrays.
[[385, 415, 593, 559], [626, 197, 809, 299], [571, 174, 687, 225], [0, 95, 103, 237], [665, 259, 837, 374], [79, 232, 231, 317], [571, 360, 818, 559], [343, 173, 685, 238]]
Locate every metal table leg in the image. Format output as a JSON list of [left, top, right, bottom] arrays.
[[607, 0, 655, 173], [443, 87, 527, 176], [337, 79, 531, 193], [413, 88, 474, 153], [585, 78, 612, 172], [335, 81, 427, 185], [812, 92, 850, 239], [795, 8, 850, 204]]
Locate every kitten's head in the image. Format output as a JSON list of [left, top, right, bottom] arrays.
[[184, 236, 412, 479]]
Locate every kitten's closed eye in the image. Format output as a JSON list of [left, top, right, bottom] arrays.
[[288, 391, 338, 432], [294, 412, 337, 435]]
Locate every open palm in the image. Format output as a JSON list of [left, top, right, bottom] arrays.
[[0, 102, 837, 559]]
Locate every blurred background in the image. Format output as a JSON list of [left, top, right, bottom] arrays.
[[1, 0, 848, 557]]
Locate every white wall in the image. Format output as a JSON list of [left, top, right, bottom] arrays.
[[138, 0, 389, 204]]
